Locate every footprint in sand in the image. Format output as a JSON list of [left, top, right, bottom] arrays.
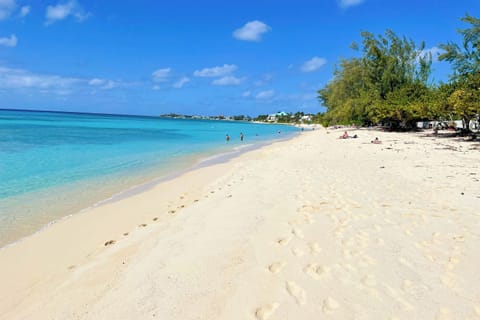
[[268, 262, 286, 274], [304, 264, 320, 280], [123, 232, 129, 236], [322, 297, 340, 313], [359, 254, 376, 266], [291, 247, 305, 257], [255, 303, 279, 320], [153, 217, 158, 221], [291, 228, 304, 239], [104, 240, 116, 246], [308, 242, 321, 254], [286, 281, 307, 304], [447, 256, 460, 270], [304, 264, 330, 280], [138, 223, 147, 228], [277, 237, 292, 246]]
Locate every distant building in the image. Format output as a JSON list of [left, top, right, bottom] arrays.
[[267, 111, 288, 122], [300, 115, 312, 123]]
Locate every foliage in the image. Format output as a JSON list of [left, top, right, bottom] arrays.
[[253, 114, 268, 121], [318, 29, 433, 128], [439, 14, 480, 131], [438, 14, 480, 80]]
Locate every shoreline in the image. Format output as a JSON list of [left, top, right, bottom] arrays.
[[0, 130, 299, 249], [1, 128, 479, 319]]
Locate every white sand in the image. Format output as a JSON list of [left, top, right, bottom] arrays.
[[1, 128, 479, 319]]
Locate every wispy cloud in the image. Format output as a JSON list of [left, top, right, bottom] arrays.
[[0, 34, 17, 47], [0, 65, 127, 94], [212, 76, 244, 86], [256, 89, 275, 100], [0, 0, 16, 20], [88, 78, 118, 90], [152, 68, 171, 82], [233, 20, 271, 41], [0, 66, 81, 89], [301, 56, 327, 72], [339, 0, 365, 9], [45, 0, 90, 25], [19, 5, 30, 17], [193, 64, 237, 77], [172, 76, 190, 88]]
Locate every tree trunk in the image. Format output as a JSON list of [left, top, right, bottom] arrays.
[[463, 116, 471, 132]]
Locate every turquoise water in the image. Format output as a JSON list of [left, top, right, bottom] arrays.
[[0, 109, 298, 246]]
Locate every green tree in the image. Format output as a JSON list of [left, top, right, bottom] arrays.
[[439, 14, 480, 131], [318, 29, 433, 128]]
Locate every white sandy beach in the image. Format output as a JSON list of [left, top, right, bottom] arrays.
[[1, 128, 479, 319]]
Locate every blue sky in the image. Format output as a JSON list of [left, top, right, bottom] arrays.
[[0, 0, 479, 116]]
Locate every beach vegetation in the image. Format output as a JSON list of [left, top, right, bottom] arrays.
[[318, 29, 433, 129], [438, 14, 480, 132], [318, 14, 480, 132]]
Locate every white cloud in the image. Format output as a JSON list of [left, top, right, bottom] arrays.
[[152, 68, 171, 82], [301, 56, 327, 73], [256, 89, 275, 100], [0, 34, 17, 47], [172, 76, 190, 88], [420, 46, 443, 62], [88, 78, 117, 90], [193, 64, 237, 77], [0, 66, 82, 89], [0, 0, 15, 20], [88, 78, 103, 86], [0, 65, 125, 93], [19, 5, 30, 17], [233, 20, 271, 41], [339, 0, 365, 8], [45, 0, 90, 25], [152, 85, 160, 91], [242, 90, 251, 97], [212, 76, 244, 86]]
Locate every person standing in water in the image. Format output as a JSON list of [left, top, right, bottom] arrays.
[[240, 132, 244, 141], [226, 134, 230, 142]]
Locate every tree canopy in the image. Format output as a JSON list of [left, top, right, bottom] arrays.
[[318, 15, 480, 132], [438, 14, 480, 131]]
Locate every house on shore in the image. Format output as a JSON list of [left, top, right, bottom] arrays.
[[267, 111, 289, 122]]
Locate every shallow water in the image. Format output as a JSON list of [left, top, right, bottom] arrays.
[[0, 109, 298, 246]]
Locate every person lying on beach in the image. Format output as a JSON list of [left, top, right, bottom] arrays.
[[339, 131, 349, 139], [371, 137, 381, 144]]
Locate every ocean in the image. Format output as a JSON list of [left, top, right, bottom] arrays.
[[0, 109, 299, 247]]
